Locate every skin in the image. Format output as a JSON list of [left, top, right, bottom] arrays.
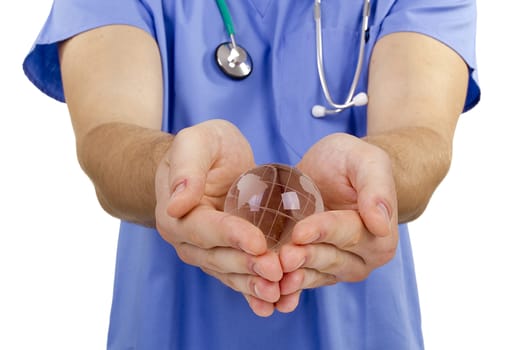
[[59, 25, 468, 317]]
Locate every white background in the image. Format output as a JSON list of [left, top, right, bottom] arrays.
[[1, 1, 523, 349]]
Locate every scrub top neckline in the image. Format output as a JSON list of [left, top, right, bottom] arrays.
[[249, 0, 273, 18]]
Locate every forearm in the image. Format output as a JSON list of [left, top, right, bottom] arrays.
[[77, 122, 173, 227], [364, 126, 453, 223]]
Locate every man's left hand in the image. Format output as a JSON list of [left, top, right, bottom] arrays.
[[276, 133, 399, 312]]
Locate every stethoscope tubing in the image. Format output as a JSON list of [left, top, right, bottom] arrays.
[[214, 0, 371, 115], [314, 0, 370, 111]]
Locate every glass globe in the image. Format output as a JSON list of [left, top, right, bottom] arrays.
[[224, 163, 324, 249]]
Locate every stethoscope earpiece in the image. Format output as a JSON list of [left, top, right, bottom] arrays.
[[312, 92, 369, 118]]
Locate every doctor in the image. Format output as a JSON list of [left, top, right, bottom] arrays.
[[24, 0, 479, 349]]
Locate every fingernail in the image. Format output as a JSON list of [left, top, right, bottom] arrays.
[[291, 257, 305, 272], [252, 263, 263, 277], [171, 180, 186, 199], [301, 232, 320, 244], [377, 202, 392, 228], [240, 243, 259, 256], [254, 283, 262, 298]]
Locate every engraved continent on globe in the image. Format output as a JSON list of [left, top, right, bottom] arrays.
[[224, 163, 324, 249]]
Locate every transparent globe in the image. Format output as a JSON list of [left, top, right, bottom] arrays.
[[224, 163, 324, 249]]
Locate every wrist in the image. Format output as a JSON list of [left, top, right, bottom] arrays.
[[363, 127, 452, 222], [79, 122, 173, 226]]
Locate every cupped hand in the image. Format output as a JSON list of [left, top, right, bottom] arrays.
[[155, 119, 283, 317], [276, 133, 399, 313]]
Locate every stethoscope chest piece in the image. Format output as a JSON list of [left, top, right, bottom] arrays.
[[215, 42, 253, 80]]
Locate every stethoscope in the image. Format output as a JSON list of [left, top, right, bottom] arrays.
[[214, 0, 371, 118]]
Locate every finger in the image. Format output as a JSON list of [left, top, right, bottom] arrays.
[[289, 211, 398, 272], [275, 291, 302, 314], [243, 294, 275, 317], [165, 127, 217, 218], [291, 210, 364, 250], [347, 229, 399, 270], [279, 268, 337, 295], [201, 268, 280, 303], [172, 206, 268, 255], [351, 144, 397, 237], [280, 244, 368, 282], [176, 243, 282, 282], [296, 210, 398, 271]]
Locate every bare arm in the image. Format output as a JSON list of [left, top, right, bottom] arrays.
[[60, 25, 282, 317], [366, 32, 469, 222], [59, 25, 168, 227], [278, 32, 470, 312]]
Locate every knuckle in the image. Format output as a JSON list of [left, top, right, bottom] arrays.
[[371, 239, 397, 267], [245, 276, 258, 295], [306, 244, 342, 273], [351, 268, 370, 282], [187, 228, 208, 248], [335, 267, 352, 282], [325, 274, 338, 286], [291, 269, 306, 287], [225, 275, 241, 292], [204, 249, 222, 272], [217, 214, 243, 249], [156, 224, 170, 243], [155, 216, 173, 243], [336, 254, 369, 282], [246, 256, 258, 274], [324, 210, 341, 224], [175, 243, 194, 265], [174, 127, 192, 140], [376, 246, 397, 267], [332, 211, 363, 250], [332, 256, 355, 282], [302, 270, 318, 289], [340, 230, 362, 251], [227, 234, 243, 253], [327, 248, 343, 271], [304, 271, 337, 289], [303, 244, 318, 267]]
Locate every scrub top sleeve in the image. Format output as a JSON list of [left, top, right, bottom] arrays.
[[377, 0, 480, 112], [23, 0, 156, 102]]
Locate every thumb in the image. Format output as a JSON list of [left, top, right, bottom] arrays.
[[165, 128, 215, 218], [353, 148, 398, 237], [359, 195, 396, 237]]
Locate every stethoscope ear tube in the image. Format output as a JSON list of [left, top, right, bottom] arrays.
[[312, 0, 370, 117]]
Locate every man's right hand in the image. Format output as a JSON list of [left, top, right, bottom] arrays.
[[155, 119, 283, 317]]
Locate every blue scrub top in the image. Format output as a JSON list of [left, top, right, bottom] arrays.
[[24, 1, 480, 349]]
